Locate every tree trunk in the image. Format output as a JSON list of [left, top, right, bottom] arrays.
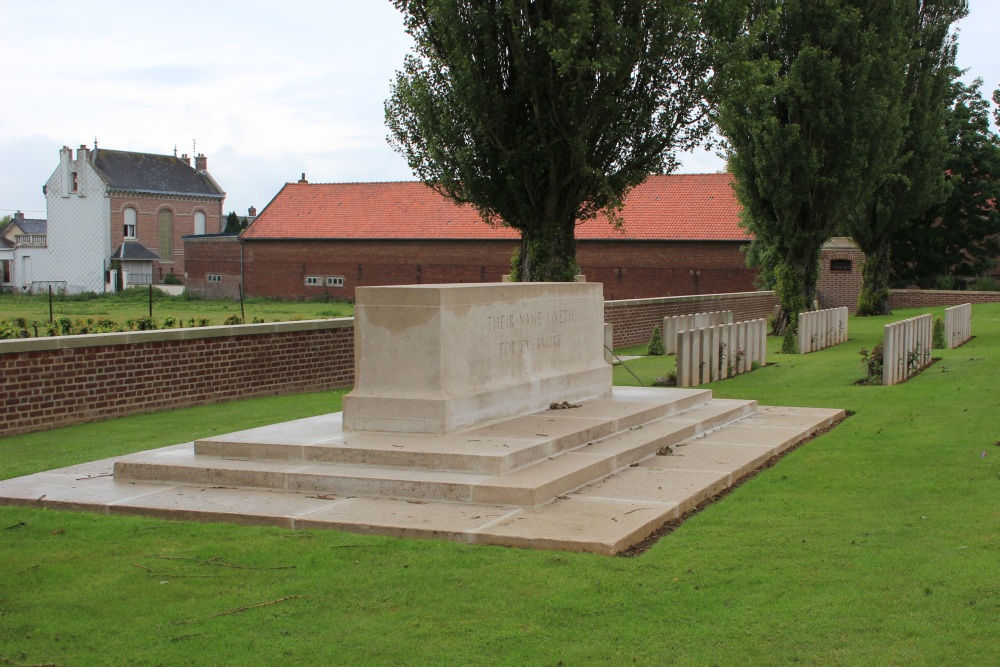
[[773, 255, 820, 353], [516, 219, 578, 282], [856, 239, 893, 316]]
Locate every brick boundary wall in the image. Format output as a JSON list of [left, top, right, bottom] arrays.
[[2, 291, 779, 438], [0, 320, 354, 438], [889, 289, 1000, 309], [604, 291, 778, 348]]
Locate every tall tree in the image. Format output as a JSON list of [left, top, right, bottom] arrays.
[[848, 1, 966, 316], [386, 0, 716, 281], [891, 79, 1000, 286], [224, 211, 242, 234], [710, 0, 913, 344]]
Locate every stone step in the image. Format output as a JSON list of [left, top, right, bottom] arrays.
[[1, 404, 846, 555], [193, 387, 714, 474], [114, 395, 758, 507]]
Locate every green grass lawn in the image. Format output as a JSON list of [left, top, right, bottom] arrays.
[[1, 305, 998, 665], [0, 289, 353, 332]]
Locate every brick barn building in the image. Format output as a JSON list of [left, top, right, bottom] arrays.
[[186, 173, 763, 301]]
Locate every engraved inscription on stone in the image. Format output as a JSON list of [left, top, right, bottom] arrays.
[[487, 308, 575, 358]]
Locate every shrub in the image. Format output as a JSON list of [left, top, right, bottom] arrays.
[[653, 370, 677, 387], [224, 315, 243, 325], [858, 342, 884, 385], [162, 272, 182, 285], [646, 325, 664, 355], [781, 329, 798, 354], [932, 274, 957, 290], [932, 317, 945, 349], [966, 276, 1000, 292]]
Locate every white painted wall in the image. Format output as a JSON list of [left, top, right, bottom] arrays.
[[38, 147, 111, 293]]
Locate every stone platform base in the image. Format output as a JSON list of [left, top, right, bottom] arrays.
[[0, 388, 843, 555]]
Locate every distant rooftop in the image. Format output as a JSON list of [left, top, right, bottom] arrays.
[[91, 149, 224, 198], [242, 173, 747, 242]]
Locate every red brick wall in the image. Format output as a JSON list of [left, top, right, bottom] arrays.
[[194, 237, 756, 301], [889, 289, 1000, 309], [604, 291, 778, 348], [110, 193, 224, 282], [239, 239, 516, 300], [578, 240, 757, 301], [184, 235, 242, 299], [816, 241, 866, 313], [0, 321, 354, 438], [1, 290, 780, 437]]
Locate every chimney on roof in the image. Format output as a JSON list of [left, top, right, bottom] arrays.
[[14, 211, 24, 222], [248, 206, 257, 217], [195, 154, 207, 171], [298, 173, 308, 183], [181, 153, 191, 167], [77, 144, 91, 161]]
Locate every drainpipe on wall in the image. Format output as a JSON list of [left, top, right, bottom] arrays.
[[240, 239, 245, 299]]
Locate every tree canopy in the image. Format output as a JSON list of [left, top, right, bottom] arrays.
[[891, 79, 1000, 287], [711, 0, 918, 344], [846, 1, 966, 316], [386, 0, 717, 281], [224, 211, 242, 234]]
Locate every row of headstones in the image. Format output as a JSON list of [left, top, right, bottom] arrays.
[[662, 310, 734, 355], [944, 303, 972, 349], [676, 319, 768, 387], [798, 307, 849, 355], [882, 313, 933, 386]]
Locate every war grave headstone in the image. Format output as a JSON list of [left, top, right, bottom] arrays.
[[0, 282, 843, 554]]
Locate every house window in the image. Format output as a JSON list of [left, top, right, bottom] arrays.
[[194, 211, 206, 236], [830, 259, 852, 272], [1, 259, 11, 284], [305, 276, 322, 287], [124, 207, 137, 239], [71, 172, 78, 193], [159, 209, 174, 260], [207, 273, 222, 283], [325, 276, 344, 287]]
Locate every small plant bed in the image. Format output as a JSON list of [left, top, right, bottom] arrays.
[[0, 291, 354, 339]]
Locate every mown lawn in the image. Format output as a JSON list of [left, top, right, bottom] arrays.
[[1, 305, 997, 666], [0, 289, 353, 332]]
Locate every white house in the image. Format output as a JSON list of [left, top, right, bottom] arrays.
[[37, 144, 225, 294], [0, 212, 49, 292]]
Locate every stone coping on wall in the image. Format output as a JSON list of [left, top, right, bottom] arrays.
[[605, 291, 775, 309], [0, 317, 355, 354]]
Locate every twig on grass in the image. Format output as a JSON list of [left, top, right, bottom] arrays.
[[172, 595, 306, 625], [3, 521, 26, 530], [0, 657, 60, 667], [131, 563, 152, 572], [204, 561, 296, 571], [170, 633, 205, 642]]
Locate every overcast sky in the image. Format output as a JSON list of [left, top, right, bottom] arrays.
[[2, 0, 998, 219]]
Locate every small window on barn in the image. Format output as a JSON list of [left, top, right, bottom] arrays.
[[830, 259, 852, 272], [207, 274, 222, 283], [325, 276, 344, 287], [305, 276, 322, 287]]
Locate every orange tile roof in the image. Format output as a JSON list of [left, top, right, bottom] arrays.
[[241, 173, 749, 242]]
